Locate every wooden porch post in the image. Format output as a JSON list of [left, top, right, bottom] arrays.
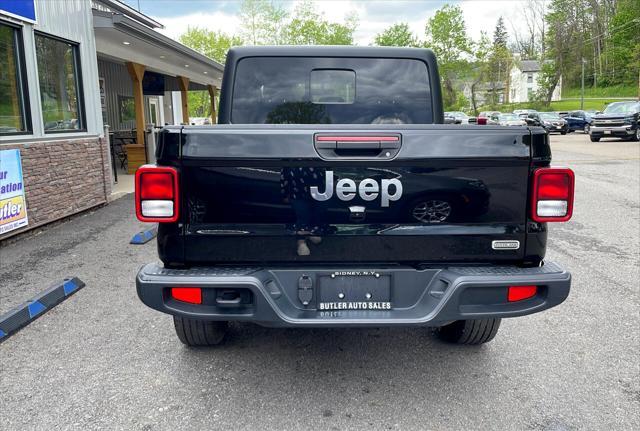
[[125, 62, 146, 146], [208, 85, 217, 124], [177, 76, 190, 124]]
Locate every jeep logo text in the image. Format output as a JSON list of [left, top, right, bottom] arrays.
[[310, 171, 403, 207]]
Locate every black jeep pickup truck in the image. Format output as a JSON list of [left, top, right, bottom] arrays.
[[135, 47, 574, 347]]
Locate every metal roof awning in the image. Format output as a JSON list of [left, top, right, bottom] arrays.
[[93, 9, 224, 89], [92, 0, 164, 29]]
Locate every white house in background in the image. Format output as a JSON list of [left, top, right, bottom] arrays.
[[461, 81, 506, 108], [508, 58, 562, 103]]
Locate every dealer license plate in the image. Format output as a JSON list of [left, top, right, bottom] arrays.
[[317, 271, 391, 310]]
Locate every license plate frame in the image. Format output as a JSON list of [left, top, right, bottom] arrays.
[[317, 272, 392, 311]]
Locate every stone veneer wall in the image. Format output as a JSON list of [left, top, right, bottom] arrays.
[[0, 136, 112, 239]]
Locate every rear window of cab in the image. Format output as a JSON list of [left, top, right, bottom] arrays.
[[231, 57, 432, 124]]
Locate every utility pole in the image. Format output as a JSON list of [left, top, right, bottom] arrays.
[[581, 58, 585, 110]]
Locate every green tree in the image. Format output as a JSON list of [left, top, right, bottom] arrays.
[[469, 32, 492, 114], [536, 0, 638, 97], [282, 1, 357, 45], [609, 0, 640, 89], [493, 16, 508, 48], [424, 5, 471, 67], [179, 27, 242, 63], [535, 0, 580, 105], [534, 61, 560, 104], [186, 91, 212, 119], [487, 17, 513, 105], [239, 0, 287, 45], [374, 23, 419, 47], [238, 0, 358, 46], [424, 5, 472, 109], [179, 27, 242, 118]]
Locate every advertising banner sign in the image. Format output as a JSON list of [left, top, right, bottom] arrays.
[[1, 149, 29, 235]]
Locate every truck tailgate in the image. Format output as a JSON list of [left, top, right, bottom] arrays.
[[162, 125, 535, 265]]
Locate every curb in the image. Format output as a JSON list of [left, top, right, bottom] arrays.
[[130, 225, 158, 244], [0, 277, 85, 343]]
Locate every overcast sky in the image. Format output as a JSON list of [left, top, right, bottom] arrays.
[[122, 0, 539, 46]]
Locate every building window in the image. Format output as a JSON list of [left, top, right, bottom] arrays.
[[527, 88, 534, 100], [35, 34, 84, 132], [527, 73, 534, 84], [0, 22, 30, 135]]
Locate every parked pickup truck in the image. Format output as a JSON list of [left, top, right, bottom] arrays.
[[589, 101, 640, 142], [135, 47, 574, 347]]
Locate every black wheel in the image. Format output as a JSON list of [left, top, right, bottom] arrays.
[[590, 135, 601, 142], [583, 124, 590, 134], [173, 316, 228, 346], [436, 318, 501, 345], [632, 128, 640, 142], [560, 131, 567, 135]]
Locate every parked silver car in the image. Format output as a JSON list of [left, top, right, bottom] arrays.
[[513, 109, 538, 115], [497, 113, 526, 126], [448, 111, 470, 124]]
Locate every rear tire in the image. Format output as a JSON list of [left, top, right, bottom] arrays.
[[173, 316, 228, 346], [590, 135, 600, 142], [583, 124, 590, 134], [436, 318, 501, 345], [632, 128, 640, 142]]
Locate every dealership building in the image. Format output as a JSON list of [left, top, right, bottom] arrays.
[[0, 0, 223, 239]]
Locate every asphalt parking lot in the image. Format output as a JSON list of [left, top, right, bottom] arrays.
[[1, 132, 638, 430]]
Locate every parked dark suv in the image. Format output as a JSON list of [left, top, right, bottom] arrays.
[[590, 101, 640, 142], [564, 110, 594, 134], [525, 112, 568, 134]]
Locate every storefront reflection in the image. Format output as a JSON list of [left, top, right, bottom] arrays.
[[280, 167, 334, 256]]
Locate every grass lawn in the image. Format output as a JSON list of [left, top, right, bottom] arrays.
[[548, 99, 627, 111], [562, 84, 637, 98], [477, 98, 636, 114], [474, 83, 638, 114]]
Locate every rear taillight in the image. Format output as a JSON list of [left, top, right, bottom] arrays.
[[171, 287, 202, 304], [135, 165, 179, 222], [531, 167, 574, 222], [508, 285, 537, 302]]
